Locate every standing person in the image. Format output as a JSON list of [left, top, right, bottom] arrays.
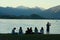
[[19, 27, 23, 34], [46, 22, 51, 34], [34, 27, 38, 34], [40, 27, 44, 34], [12, 27, 16, 34]]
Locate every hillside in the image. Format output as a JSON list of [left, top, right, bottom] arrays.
[[0, 5, 60, 19], [40, 5, 60, 19]]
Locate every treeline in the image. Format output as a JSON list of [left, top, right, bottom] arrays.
[[0, 14, 44, 19]]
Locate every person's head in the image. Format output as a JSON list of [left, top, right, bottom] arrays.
[[30, 27, 32, 29], [41, 27, 43, 30], [20, 27, 22, 29], [27, 27, 29, 30], [47, 22, 51, 26], [35, 27, 37, 29], [13, 27, 16, 30], [47, 22, 49, 24]]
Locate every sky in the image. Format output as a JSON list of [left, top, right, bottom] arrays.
[[0, 0, 60, 9]]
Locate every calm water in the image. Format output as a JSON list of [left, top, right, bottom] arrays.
[[0, 19, 60, 34]]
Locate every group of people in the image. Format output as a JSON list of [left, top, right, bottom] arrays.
[[12, 22, 51, 34], [12, 27, 23, 34], [25, 27, 44, 34]]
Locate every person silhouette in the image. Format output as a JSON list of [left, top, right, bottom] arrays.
[[34, 27, 38, 34], [25, 27, 30, 34], [40, 27, 44, 34], [46, 22, 51, 34], [30, 27, 33, 34], [19, 27, 23, 34], [12, 27, 16, 34]]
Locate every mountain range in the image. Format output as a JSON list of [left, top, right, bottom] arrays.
[[0, 5, 60, 19]]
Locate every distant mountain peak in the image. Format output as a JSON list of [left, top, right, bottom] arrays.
[[48, 5, 60, 13], [17, 6, 29, 9]]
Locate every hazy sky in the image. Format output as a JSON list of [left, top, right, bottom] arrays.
[[0, 0, 60, 9]]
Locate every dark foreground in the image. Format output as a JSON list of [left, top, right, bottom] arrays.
[[0, 34, 60, 40]]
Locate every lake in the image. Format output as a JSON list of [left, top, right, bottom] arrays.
[[0, 19, 60, 34]]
